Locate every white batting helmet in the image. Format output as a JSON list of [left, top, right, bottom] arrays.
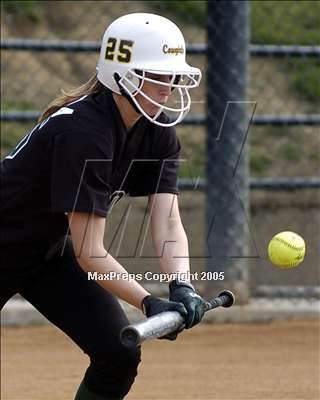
[[96, 13, 202, 127]]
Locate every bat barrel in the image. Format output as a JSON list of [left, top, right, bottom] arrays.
[[121, 311, 184, 348], [120, 290, 235, 347], [121, 326, 141, 348]]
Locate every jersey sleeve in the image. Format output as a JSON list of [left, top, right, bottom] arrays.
[[129, 126, 181, 197], [51, 130, 113, 217]]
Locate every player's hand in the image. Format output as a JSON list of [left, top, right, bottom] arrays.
[[142, 295, 188, 340], [169, 278, 206, 329]]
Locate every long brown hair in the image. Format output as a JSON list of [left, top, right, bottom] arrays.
[[38, 74, 105, 122]]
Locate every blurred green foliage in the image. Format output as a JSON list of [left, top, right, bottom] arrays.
[[1, 122, 34, 159], [2, 0, 42, 22], [3, 1, 319, 102], [288, 59, 320, 102], [1, 100, 36, 111], [179, 132, 206, 178], [2, 0, 319, 174], [151, 1, 207, 26], [251, 1, 320, 102], [152, 0, 319, 103], [250, 152, 273, 174], [0, 101, 36, 157], [279, 143, 301, 162], [251, 0, 320, 45]]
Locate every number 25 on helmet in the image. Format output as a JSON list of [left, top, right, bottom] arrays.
[[96, 13, 202, 127]]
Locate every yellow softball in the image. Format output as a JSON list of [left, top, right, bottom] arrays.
[[267, 231, 306, 268]]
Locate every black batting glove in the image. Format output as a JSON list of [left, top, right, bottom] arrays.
[[169, 278, 206, 329], [142, 295, 188, 341]]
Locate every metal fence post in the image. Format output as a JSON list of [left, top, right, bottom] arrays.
[[206, 0, 250, 303]]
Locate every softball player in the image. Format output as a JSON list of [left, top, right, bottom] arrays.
[[0, 13, 206, 399]]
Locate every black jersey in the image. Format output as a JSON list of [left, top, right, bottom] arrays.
[[0, 88, 181, 247]]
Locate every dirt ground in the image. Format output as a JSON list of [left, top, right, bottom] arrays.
[[1, 320, 319, 400]]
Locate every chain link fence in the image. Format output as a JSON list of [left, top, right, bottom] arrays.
[[1, 1, 319, 310]]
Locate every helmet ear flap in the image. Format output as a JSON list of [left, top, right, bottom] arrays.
[[113, 73, 141, 114], [113, 72, 123, 93], [113, 71, 142, 95]]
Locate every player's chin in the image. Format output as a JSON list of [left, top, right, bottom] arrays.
[[147, 104, 163, 116]]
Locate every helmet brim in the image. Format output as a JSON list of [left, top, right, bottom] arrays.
[[132, 62, 201, 76]]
